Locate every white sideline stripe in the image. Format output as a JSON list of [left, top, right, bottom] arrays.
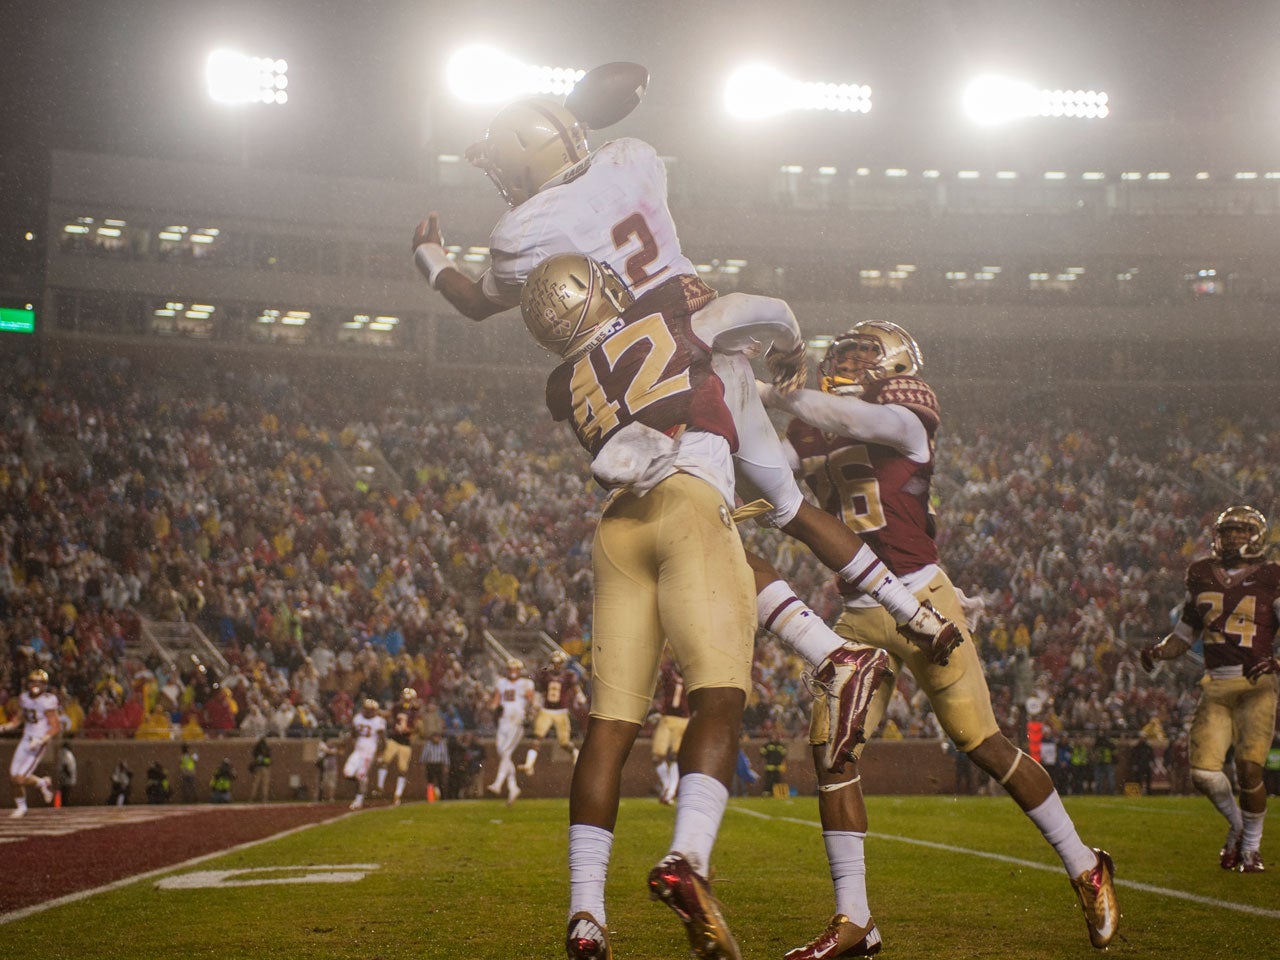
[[730, 807, 1280, 920], [0, 811, 354, 926]]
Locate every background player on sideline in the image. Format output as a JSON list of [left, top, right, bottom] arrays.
[[344, 698, 386, 811], [1142, 505, 1279, 873], [2, 669, 60, 818]]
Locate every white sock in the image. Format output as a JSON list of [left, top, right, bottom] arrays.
[[669, 773, 729, 876], [497, 756, 515, 789], [569, 823, 614, 923], [664, 761, 679, 795], [1026, 793, 1096, 877], [525, 748, 538, 769], [394, 776, 406, 800], [758, 580, 839, 667], [376, 768, 387, 790], [838, 546, 920, 624], [1241, 809, 1266, 853], [824, 830, 870, 926], [1193, 768, 1243, 834], [14, 797, 27, 812]]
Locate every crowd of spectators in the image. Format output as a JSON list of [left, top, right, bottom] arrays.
[[1, 350, 1276, 781]]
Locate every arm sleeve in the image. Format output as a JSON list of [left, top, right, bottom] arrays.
[[690, 293, 801, 356], [762, 386, 930, 462]]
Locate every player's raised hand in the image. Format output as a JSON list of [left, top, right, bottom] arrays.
[[1138, 642, 1160, 673], [412, 211, 444, 251], [766, 342, 808, 395]]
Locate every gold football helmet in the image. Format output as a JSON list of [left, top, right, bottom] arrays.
[[400, 687, 417, 706], [550, 649, 569, 666], [467, 98, 590, 206], [361, 698, 380, 713], [819, 320, 923, 394], [27, 669, 49, 693], [521, 253, 634, 360], [1213, 505, 1268, 561]]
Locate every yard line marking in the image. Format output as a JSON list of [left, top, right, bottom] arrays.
[[0, 811, 354, 926], [730, 806, 1280, 920]]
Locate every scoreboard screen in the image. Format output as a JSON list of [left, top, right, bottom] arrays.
[[0, 306, 35, 334]]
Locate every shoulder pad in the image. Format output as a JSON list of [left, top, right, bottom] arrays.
[[864, 376, 940, 432]]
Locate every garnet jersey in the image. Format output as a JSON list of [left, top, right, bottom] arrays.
[[1178, 558, 1280, 675], [495, 675, 535, 723], [483, 138, 696, 307], [784, 377, 940, 594], [546, 284, 737, 460], [18, 691, 60, 741], [387, 705, 419, 746], [351, 713, 387, 751], [536, 667, 579, 711], [655, 661, 691, 719]]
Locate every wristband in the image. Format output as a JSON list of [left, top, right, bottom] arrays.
[[413, 243, 453, 289]]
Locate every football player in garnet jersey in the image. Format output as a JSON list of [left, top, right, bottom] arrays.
[[1142, 505, 1280, 874], [650, 657, 691, 806], [2, 669, 60, 817], [759, 322, 1118, 955], [522, 650, 585, 776], [376, 688, 422, 806], [410, 91, 961, 722]]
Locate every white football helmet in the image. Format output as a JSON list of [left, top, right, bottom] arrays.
[[467, 98, 590, 207], [1213, 505, 1268, 561], [819, 320, 923, 394], [521, 253, 634, 360]]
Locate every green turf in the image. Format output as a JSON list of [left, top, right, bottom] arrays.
[[6, 795, 1278, 959]]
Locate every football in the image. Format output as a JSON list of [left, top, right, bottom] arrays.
[[565, 61, 649, 129]]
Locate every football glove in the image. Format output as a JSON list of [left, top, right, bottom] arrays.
[[1139, 642, 1161, 672], [1245, 656, 1280, 683], [765, 342, 808, 395]]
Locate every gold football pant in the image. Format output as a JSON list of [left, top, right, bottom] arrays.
[[1190, 672, 1278, 769]]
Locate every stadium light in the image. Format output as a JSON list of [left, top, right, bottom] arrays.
[[725, 63, 872, 120], [445, 45, 584, 104], [206, 49, 288, 105], [963, 75, 1108, 125]]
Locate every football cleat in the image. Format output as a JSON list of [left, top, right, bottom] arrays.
[[566, 911, 612, 960], [783, 914, 882, 960], [486, 782, 503, 796], [507, 784, 521, 806], [1220, 831, 1243, 871], [38, 777, 55, 804], [810, 645, 893, 773], [1070, 849, 1119, 949], [647, 853, 741, 960], [897, 601, 963, 666], [519, 759, 537, 776], [348, 796, 363, 811], [9, 807, 26, 819], [1240, 850, 1265, 874]]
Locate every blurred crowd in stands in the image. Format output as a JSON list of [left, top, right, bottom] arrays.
[[1, 350, 1277, 790]]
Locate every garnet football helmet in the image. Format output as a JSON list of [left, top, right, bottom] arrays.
[[521, 253, 634, 360], [1212, 505, 1268, 561], [467, 98, 590, 207], [819, 320, 923, 394]]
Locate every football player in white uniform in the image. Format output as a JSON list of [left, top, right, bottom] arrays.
[[344, 698, 386, 810], [412, 95, 958, 776], [487, 658, 535, 805], [2, 669, 60, 818]]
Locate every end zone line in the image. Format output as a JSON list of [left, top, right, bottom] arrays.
[[730, 806, 1280, 920], [0, 811, 355, 926]]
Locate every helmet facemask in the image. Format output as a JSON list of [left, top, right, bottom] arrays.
[[819, 320, 922, 394]]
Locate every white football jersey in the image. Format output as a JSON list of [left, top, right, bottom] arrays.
[[351, 713, 386, 751], [19, 690, 60, 741], [482, 138, 695, 307], [495, 676, 534, 722]]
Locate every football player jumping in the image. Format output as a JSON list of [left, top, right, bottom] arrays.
[[523, 252, 834, 960], [488, 658, 535, 805], [411, 91, 958, 781], [376, 687, 421, 806], [758, 322, 1119, 954], [1142, 505, 1279, 873], [2, 669, 61, 818]]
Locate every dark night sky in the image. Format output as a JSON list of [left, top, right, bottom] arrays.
[[4, 0, 1280, 183]]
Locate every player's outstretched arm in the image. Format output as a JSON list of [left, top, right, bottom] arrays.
[[1139, 629, 1191, 671], [412, 212, 504, 322]]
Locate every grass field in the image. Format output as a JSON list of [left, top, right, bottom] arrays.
[[6, 794, 1278, 959]]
